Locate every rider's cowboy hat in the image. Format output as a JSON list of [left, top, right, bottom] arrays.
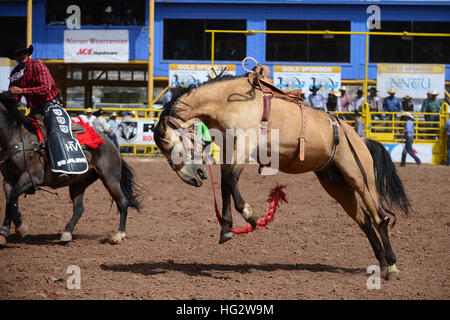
[[387, 88, 396, 94], [400, 112, 414, 120], [8, 40, 34, 60], [331, 88, 341, 97]]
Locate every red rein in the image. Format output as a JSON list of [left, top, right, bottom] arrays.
[[205, 156, 287, 235]]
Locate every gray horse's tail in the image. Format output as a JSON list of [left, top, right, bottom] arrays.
[[120, 159, 142, 211], [364, 138, 411, 216]]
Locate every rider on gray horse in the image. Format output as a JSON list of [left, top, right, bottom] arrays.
[[7, 41, 88, 175]]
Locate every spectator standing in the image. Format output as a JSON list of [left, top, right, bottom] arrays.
[[93, 108, 112, 136], [400, 112, 421, 166], [339, 86, 352, 112], [421, 89, 441, 125], [326, 88, 341, 112], [383, 88, 401, 120], [307, 85, 326, 111], [107, 112, 120, 150], [122, 9, 137, 25], [351, 89, 365, 112], [102, 6, 120, 25], [353, 110, 365, 137], [443, 118, 450, 165], [80, 107, 96, 127], [402, 95, 415, 112], [367, 87, 380, 112]]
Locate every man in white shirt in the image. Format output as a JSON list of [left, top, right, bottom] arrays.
[[351, 89, 365, 112], [107, 112, 120, 150], [79, 108, 96, 127]]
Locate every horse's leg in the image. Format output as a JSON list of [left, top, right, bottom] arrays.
[[315, 170, 389, 273], [0, 173, 34, 247], [334, 146, 400, 280], [219, 164, 235, 244], [60, 173, 98, 242], [227, 164, 258, 228]]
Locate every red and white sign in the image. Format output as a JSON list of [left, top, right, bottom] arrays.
[[64, 30, 129, 63]]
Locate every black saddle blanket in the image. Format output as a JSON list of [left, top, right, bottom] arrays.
[[45, 105, 88, 174]]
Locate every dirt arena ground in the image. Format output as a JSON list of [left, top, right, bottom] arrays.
[[0, 157, 449, 300]]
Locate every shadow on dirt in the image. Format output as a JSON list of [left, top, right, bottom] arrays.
[[6, 233, 103, 246], [100, 261, 364, 279]]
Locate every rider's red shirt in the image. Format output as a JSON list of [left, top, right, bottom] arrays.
[[9, 58, 60, 109]]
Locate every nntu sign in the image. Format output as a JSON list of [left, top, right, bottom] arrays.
[[376, 63, 445, 99]]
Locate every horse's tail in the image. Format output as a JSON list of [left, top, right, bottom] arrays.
[[120, 159, 142, 211], [364, 138, 411, 216]]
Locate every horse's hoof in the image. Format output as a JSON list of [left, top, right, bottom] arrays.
[[382, 264, 400, 280], [0, 235, 6, 248], [108, 232, 126, 245], [219, 231, 234, 244], [60, 232, 72, 242], [387, 271, 400, 281], [15, 224, 29, 239], [243, 203, 257, 229]]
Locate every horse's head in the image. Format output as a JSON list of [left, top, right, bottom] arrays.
[[154, 114, 208, 188]]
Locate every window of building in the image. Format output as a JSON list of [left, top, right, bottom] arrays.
[[0, 17, 26, 58], [370, 21, 450, 64], [266, 20, 350, 62], [46, 0, 146, 26], [163, 19, 247, 61]]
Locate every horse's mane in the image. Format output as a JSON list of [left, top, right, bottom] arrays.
[[161, 73, 245, 118], [0, 93, 37, 134]]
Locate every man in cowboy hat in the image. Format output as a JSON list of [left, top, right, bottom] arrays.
[[382, 88, 401, 121], [383, 88, 401, 113], [351, 88, 365, 112], [326, 88, 341, 112], [8, 40, 61, 117], [107, 112, 120, 149], [421, 89, 441, 131], [400, 112, 421, 166], [79, 107, 96, 127], [8, 40, 88, 175], [307, 84, 326, 111], [339, 86, 352, 112], [402, 95, 414, 112]]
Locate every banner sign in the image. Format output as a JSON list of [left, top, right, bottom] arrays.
[[116, 118, 156, 146], [169, 64, 236, 87], [383, 143, 433, 164], [376, 64, 445, 99], [273, 65, 341, 96], [64, 30, 129, 63]]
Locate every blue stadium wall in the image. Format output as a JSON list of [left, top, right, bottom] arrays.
[[1, 0, 449, 80]]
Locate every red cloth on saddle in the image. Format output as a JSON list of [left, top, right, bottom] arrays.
[[27, 117, 44, 143], [73, 116, 105, 149], [26, 116, 105, 149]]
